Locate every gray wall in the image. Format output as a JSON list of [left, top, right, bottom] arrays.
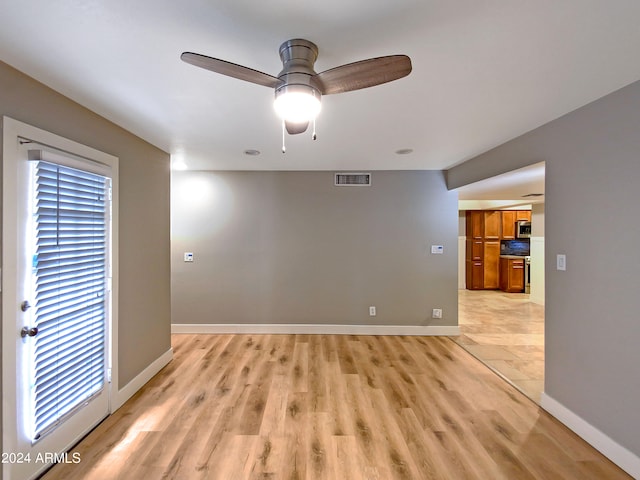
[[447, 80, 640, 458], [0, 60, 172, 391], [172, 170, 458, 327]]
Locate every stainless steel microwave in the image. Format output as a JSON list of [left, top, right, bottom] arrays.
[[516, 221, 532, 238]]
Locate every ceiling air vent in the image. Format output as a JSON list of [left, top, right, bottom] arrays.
[[334, 172, 371, 186]]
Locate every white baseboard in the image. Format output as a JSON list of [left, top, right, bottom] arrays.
[[541, 393, 640, 478], [171, 323, 460, 336], [112, 348, 173, 411]]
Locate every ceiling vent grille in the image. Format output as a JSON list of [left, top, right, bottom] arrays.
[[334, 172, 371, 186]]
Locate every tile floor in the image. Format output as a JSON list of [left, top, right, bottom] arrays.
[[454, 289, 544, 403]]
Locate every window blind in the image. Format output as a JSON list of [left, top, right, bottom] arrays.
[[31, 161, 108, 440]]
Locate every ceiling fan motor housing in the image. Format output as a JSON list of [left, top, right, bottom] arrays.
[[275, 39, 322, 106]]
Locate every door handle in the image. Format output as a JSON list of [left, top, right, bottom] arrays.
[[21, 300, 31, 312], [21, 327, 39, 338]]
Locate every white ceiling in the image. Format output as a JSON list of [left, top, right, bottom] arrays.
[[456, 162, 545, 210], [1, 1, 640, 173]]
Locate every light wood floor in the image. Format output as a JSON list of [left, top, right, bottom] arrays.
[[42, 334, 630, 479], [454, 290, 545, 403]]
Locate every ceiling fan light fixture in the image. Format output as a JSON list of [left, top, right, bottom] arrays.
[[182, 37, 411, 142], [274, 84, 321, 124]]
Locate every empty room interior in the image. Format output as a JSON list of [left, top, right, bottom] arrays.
[[1, 2, 640, 479]]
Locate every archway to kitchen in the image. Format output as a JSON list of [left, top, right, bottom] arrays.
[[454, 162, 545, 404]]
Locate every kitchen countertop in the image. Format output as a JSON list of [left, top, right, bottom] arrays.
[[500, 255, 528, 259]]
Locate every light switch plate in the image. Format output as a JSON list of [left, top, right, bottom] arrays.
[[431, 245, 444, 254], [556, 254, 566, 271], [184, 252, 194, 262]]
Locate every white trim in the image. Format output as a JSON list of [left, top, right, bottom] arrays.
[[112, 348, 173, 411], [458, 235, 466, 289], [541, 393, 640, 478], [529, 236, 545, 305], [171, 324, 460, 336]]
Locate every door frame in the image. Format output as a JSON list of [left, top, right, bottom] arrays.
[[2, 116, 119, 479]]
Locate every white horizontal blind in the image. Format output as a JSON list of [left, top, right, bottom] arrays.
[[31, 160, 108, 440]]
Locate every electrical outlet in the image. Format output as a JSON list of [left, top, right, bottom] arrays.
[[369, 306, 376, 316], [432, 308, 442, 319]]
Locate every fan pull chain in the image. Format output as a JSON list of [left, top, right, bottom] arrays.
[[282, 120, 286, 153], [312, 119, 317, 141]]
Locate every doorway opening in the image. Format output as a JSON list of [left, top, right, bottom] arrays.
[[454, 162, 545, 404]]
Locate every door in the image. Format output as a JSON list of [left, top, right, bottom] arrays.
[[466, 260, 484, 289], [483, 211, 501, 239], [483, 241, 501, 289], [466, 211, 483, 239], [3, 117, 117, 480], [501, 211, 516, 239]]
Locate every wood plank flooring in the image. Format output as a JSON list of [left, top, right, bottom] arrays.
[[455, 289, 545, 403], [42, 334, 629, 480]]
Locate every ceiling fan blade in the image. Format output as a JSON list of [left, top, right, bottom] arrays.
[[314, 55, 412, 95], [181, 52, 281, 88], [285, 121, 309, 135]]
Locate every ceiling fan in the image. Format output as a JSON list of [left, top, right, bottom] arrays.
[[181, 39, 412, 140]]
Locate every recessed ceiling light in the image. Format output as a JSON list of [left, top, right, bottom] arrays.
[[395, 148, 413, 155], [244, 149, 261, 156]]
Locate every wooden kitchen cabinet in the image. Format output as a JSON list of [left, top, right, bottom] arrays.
[[465, 211, 499, 290], [466, 239, 483, 261], [501, 211, 517, 239], [465, 235, 484, 289], [466, 260, 484, 290], [466, 211, 484, 239], [483, 241, 501, 289], [483, 211, 501, 239], [466, 209, 532, 290], [502, 209, 531, 238], [500, 257, 525, 293]]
